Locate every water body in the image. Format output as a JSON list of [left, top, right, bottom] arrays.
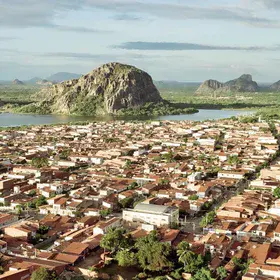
[[0, 109, 254, 127]]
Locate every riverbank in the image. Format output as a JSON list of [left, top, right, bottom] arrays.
[[0, 109, 255, 127]]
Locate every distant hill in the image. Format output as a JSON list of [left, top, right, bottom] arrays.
[[36, 79, 55, 86], [269, 80, 280, 92], [24, 77, 42, 85], [224, 74, 259, 92], [12, 79, 25, 85], [46, 72, 82, 82], [196, 74, 259, 95]]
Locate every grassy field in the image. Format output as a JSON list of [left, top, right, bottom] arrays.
[[0, 85, 40, 105], [160, 86, 280, 110]]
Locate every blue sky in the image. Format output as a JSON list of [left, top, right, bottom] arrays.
[[1, 0, 280, 82]]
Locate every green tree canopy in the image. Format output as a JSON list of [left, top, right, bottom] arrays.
[[31, 157, 49, 168], [31, 267, 50, 280], [177, 241, 190, 267], [191, 268, 215, 280], [119, 197, 134, 209], [200, 211, 216, 228], [100, 228, 131, 253], [273, 187, 280, 198], [135, 231, 173, 272], [35, 195, 47, 208], [115, 250, 138, 267], [217, 266, 228, 280]]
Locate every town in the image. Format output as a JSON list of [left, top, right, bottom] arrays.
[[0, 118, 279, 280]]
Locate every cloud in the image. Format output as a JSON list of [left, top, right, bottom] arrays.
[[0, 0, 110, 33], [42, 52, 104, 59], [49, 24, 110, 33], [0, 36, 19, 40], [0, 0, 279, 30], [86, 0, 279, 27], [112, 14, 141, 21], [41, 51, 145, 60], [114, 41, 276, 51], [255, 0, 280, 9]]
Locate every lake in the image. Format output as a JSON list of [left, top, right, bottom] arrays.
[[0, 109, 254, 127]]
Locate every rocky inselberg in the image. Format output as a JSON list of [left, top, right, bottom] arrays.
[[196, 74, 259, 94], [36, 63, 163, 115]]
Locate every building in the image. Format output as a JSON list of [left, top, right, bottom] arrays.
[[123, 203, 179, 227]]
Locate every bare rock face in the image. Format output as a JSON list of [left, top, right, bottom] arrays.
[[196, 79, 224, 95], [39, 62, 162, 115], [36, 79, 55, 86], [270, 80, 280, 92], [196, 74, 259, 95], [224, 74, 259, 92]]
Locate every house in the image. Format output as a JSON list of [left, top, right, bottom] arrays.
[[218, 171, 246, 180], [62, 242, 89, 260], [4, 222, 38, 241], [77, 216, 98, 228], [0, 269, 31, 280], [0, 213, 18, 227], [53, 253, 80, 265], [93, 217, 121, 235]]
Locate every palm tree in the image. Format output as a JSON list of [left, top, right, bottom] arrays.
[[176, 241, 190, 267]]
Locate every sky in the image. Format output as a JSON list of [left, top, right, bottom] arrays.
[[2, 0, 280, 82]]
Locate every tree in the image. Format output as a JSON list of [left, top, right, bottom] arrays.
[[125, 160, 132, 169], [217, 266, 228, 279], [28, 190, 37, 197], [135, 231, 173, 272], [59, 149, 70, 160], [100, 228, 131, 253], [162, 151, 174, 163], [99, 209, 111, 218], [159, 179, 170, 186], [189, 195, 199, 201], [115, 250, 138, 267], [228, 155, 240, 166], [119, 197, 134, 209], [25, 201, 36, 209], [182, 251, 204, 273], [177, 241, 190, 267], [128, 182, 138, 190], [274, 187, 280, 198], [37, 225, 49, 235], [15, 205, 23, 215], [31, 267, 50, 280], [232, 257, 253, 277], [191, 268, 215, 280], [31, 157, 49, 168], [200, 211, 216, 228], [35, 195, 47, 208]]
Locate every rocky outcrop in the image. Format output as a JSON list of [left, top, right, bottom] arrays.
[[196, 79, 224, 95], [12, 79, 24, 85], [224, 74, 259, 92], [37, 62, 163, 115], [36, 79, 55, 86], [196, 74, 259, 95], [270, 80, 280, 92]]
